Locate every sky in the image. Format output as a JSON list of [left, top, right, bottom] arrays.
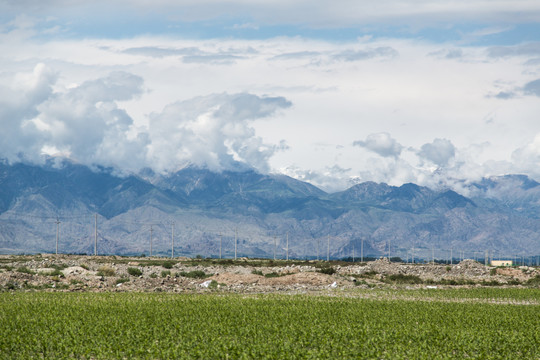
[[1, 1, 540, 193]]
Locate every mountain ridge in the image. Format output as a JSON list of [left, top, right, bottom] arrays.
[[0, 160, 539, 259]]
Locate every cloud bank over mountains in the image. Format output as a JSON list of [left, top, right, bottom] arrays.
[[0, 64, 290, 175], [1, 1, 540, 193]]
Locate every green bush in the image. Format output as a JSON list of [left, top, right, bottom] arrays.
[[116, 278, 130, 285], [251, 270, 264, 276], [525, 275, 540, 286], [96, 266, 115, 277], [39, 269, 64, 277], [208, 280, 218, 289], [264, 272, 279, 278], [51, 264, 68, 271], [161, 270, 171, 278], [16, 267, 36, 275], [177, 270, 209, 279], [317, 267, 336, 275], [384, 274, 423, 284], [127, 267, 143, 277], [162, 261, 175, 269]]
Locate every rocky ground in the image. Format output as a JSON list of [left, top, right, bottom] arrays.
[[0, 254, 538, 293]]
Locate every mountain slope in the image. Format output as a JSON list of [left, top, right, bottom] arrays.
[[0, 161, 538, 259]]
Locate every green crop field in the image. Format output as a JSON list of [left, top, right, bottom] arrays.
[[0, 289, 538, 359]]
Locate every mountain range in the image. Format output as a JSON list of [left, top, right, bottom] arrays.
[[0, 159, 539, 260]]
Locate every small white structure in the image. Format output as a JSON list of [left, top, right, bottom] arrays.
[[491, 260, 513, 267]]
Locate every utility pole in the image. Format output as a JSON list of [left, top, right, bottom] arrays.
[[388, 239, 391, 260], [411, 242, 415, 264], [352, 243, 355, 263], [361, 238, 363, 263], [220, 233, 223, 259], [150, 225, 153, 257], [234, 227, 237, 260], [55, 218, 60, 255], [450, 248, 453, 265], [286, 232, 289, 261], [94, 213, 97, 256], [431, 246, 434, 264], [317, 238, 320, 261], [171, 222, 175, 259], [327, 235, 330, 261]]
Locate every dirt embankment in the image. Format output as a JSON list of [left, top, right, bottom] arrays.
[[0, 255, 538, 293]]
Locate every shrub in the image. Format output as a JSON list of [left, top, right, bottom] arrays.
[[79, 264, 90, 270], [317, 267, 336, 275], [490, 268, 497, 276], [149, 273, 158, 279], [51, 264, 68, 271], [16, 266, 36, 275], [251, 270, 264, 276], [127, 267, 143, 277], [39, 269, 64, 277], [208, 280, 218, 289], [96, 266, 115, 277], [5, 282, 17, 290], [384, 274, 423, 284], [525, 275, 540, 287], [161, 270, 171, 278], [177, 270, 209, 279], [162, 261, 175, 269], [116, 278, 130, 285]]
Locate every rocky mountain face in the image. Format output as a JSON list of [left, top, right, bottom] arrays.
[[0, 160, 538, 260]]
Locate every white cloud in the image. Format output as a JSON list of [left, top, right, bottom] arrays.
[[147, 93, 292, 173], [418, 138, 456, 166], [0, 65, 292, 174], [353, 133, 403, 158], [1, 14, 540, 193], [511, 134, 540, 176], [0, 66, 148, 171]]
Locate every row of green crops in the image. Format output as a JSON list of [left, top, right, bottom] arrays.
[[0, 290, 538, 359]]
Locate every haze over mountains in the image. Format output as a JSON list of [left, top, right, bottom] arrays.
[[0, 159, 539, 260]]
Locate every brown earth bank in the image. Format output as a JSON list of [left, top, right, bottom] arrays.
[[0, 254, 539, 293]]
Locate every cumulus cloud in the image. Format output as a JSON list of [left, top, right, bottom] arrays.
[[417, 138, 456, 166], [31, 68, 146, 171], [353, 133, 403, 158], [0, 66, 293, 175], [147, 93, 292, 173], [511, 134, 540, 175], [280, 165, 355, 193]]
